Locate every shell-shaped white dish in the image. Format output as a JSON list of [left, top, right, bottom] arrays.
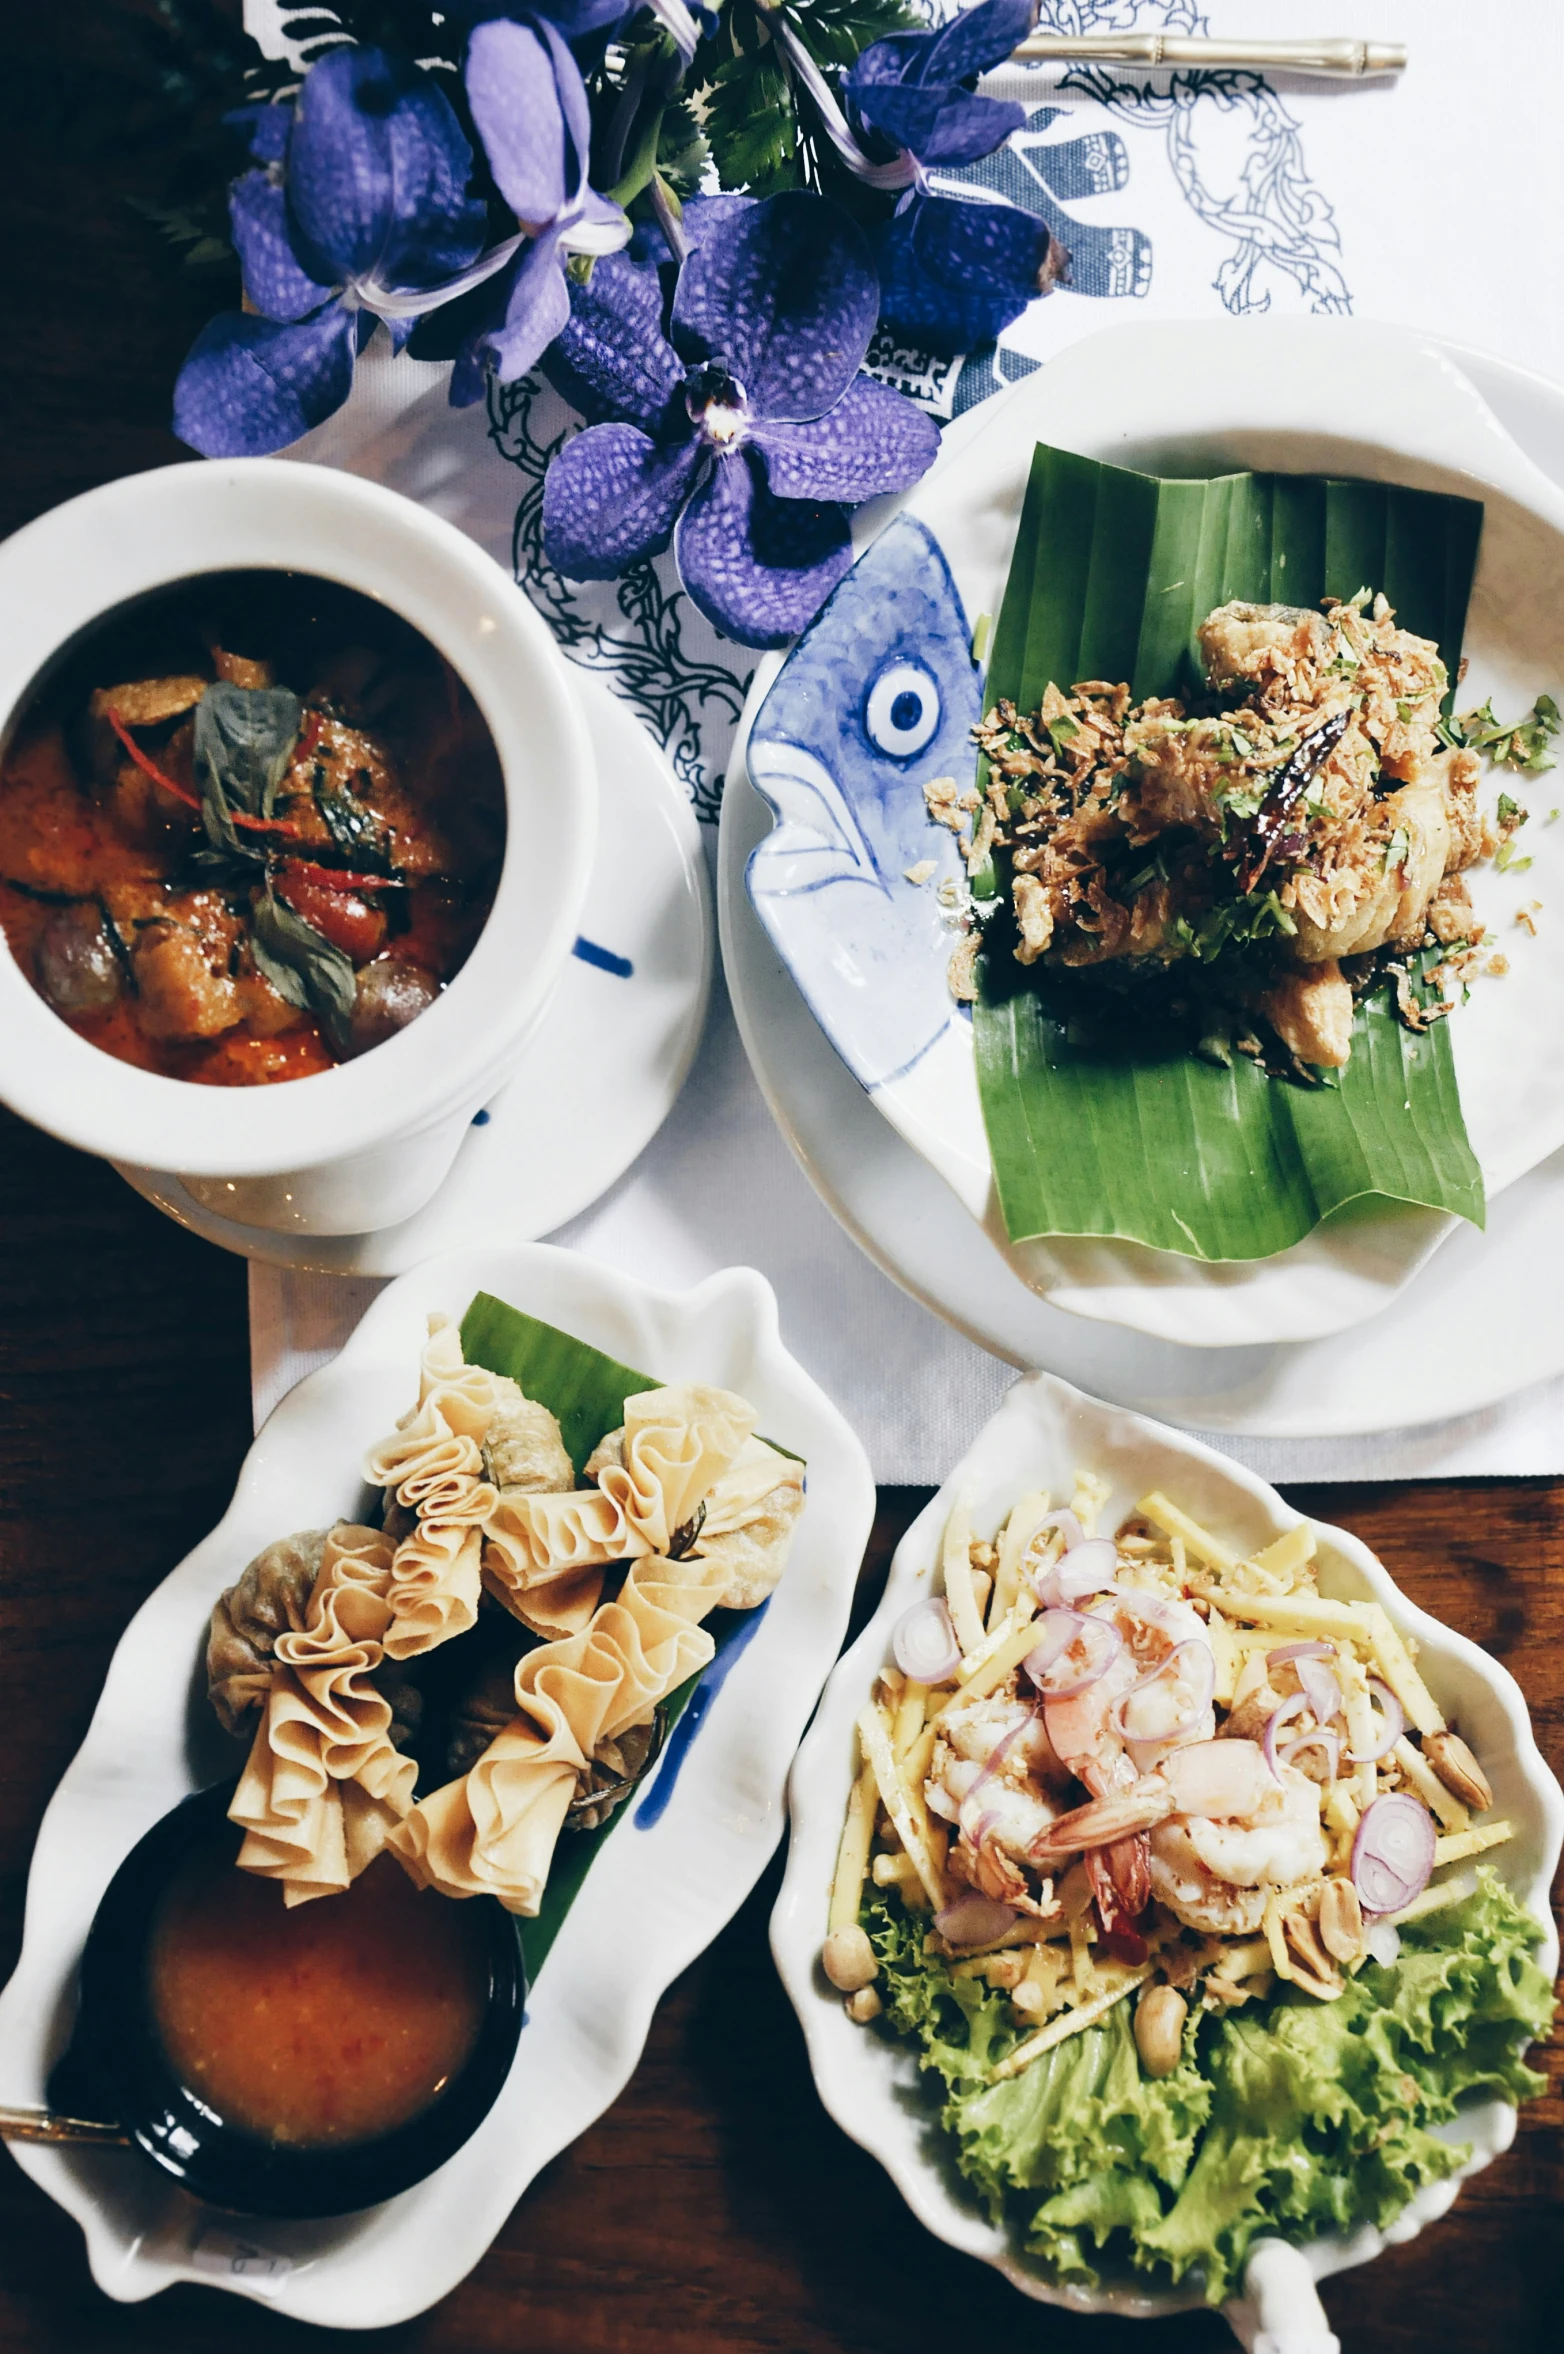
[[736, 317, 1564, 1348], [0, 1241, 873, 2328], [770, 1371, 1563, 2338]]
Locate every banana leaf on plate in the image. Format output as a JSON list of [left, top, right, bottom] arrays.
[[459, 1291, 771, 1974], [973, 444, 1486, 1263]]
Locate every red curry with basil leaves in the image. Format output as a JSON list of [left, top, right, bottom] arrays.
[[0, 572, 505, 1084]]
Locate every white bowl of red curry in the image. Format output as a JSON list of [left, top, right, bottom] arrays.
[[0, 460, 595, 1234]]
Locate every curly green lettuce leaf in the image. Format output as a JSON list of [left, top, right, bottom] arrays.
[[866, 1870, 1552, 2306]]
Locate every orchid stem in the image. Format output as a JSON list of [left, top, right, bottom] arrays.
[[597, 45, 654, 191], [649, 173, 688, 267]]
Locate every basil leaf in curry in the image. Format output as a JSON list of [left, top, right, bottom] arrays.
[[193, 683, 302, 854], [251, 886, 357, 1054]]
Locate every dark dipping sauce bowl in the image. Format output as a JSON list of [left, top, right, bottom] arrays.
[[48, 1781, 525, 2219]]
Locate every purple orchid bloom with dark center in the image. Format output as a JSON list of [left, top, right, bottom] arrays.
[[448, 12, 630, 406], [174, 48, 491, 456], [843, 0, 1066, 354], [540, 193, 939, 650]]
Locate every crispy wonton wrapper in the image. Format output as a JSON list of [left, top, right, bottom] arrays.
[[391, 1553, 730, 1914], [363, 1316, 572, 1661], [229, 1523, 417, 1906]]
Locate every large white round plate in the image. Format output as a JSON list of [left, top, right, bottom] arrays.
[[116, 672, 711, 1272], [721, 338, 1564, 1434], [771, 1370, 1563, 2332], [0, 1240, 873, 2326], [733, 320, 1564, 1348]]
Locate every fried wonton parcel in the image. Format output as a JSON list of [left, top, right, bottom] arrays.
[[686, 1437, 805, 1609], [206, 1528, 328, 1736], [229, 1523, 417, 1906], [584, 1383, 757, 1554], [392, 1553, 729, 1914], [483, 1393, 574, 1495], [384, 1491, 493, 1662], [364, 1315, 575, 1661], [480, 1486, 643, 1639]]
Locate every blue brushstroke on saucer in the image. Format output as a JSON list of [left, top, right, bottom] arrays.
[[471, 1107, 491, 1126], [633, 1599, 773, 1830], [573, 936, 634, 978], [744, 513, 980, 1094]]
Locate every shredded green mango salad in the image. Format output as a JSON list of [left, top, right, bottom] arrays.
[[867, 1869, 1551, 2304]]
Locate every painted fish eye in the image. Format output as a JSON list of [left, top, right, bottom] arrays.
[[864, 661, 940, 759]]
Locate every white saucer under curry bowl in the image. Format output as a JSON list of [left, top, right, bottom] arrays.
[[114, 674, 712, 1272], [0, 1239, 874, 2325], [0, 461, 595, 1238], [771, 1372, 1563, 2343], [734, 318, 1564, 1349]]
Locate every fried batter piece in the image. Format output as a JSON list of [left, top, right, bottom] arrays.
[[971, 595, 1495, 1066]]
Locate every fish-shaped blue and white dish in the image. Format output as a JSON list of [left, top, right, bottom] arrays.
[[745, 515, 980, 1095], [728, 318, 1564, 1349]]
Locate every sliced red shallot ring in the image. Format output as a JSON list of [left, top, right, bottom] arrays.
[[1280, 1727, 1342, 1779], [1114, 1588, 1188, 1634], [1352, 1792, 1435, 1914], [892, 1595, 962, 1686], [1295, 1657, 1343, 1728], [1037, 1508, 1086, 1552], [933, 1892, 1017, 1948], [1110, 1639, 1215, 1748], [1262, 1691, 1309, 1778], [1346, 1677, 1405, 1764], [1265, 1640, 1343, 1728], [1033, 1535, 1116, 1608], [1024, 1608, 1122, 1698]]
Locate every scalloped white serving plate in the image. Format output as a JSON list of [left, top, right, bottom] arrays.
[[771, 1372, 1563, 2344], [0, 1241, 873, 2327], [734, 318, 1564, 1349]]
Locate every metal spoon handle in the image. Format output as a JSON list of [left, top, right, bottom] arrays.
[[1011, 34, 1407, 77], [0, 2103, 130, 2147]]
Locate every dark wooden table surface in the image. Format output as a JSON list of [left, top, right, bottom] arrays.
[[0, 12, 1558, 2349]]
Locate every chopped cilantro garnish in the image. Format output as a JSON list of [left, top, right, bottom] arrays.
[[1496, 840, 1534, 873], [1046, 714, 1079, 756], [1456, 692, 1559, 773]]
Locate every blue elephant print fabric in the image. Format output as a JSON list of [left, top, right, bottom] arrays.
[[744, 516, 980, 1093]]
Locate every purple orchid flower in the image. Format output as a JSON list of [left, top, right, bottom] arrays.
[[844, 0, 1063, 354], [173, 48, 490, 457], [448, 13, 630, 406], [845, 0, 1033, 167], [541, 194, 939, 649]]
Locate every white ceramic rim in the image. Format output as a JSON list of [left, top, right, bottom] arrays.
[[0, 1238, 875, 2325], [0, 460, 596, 1176], [771, 1368, 1564, 2320]]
